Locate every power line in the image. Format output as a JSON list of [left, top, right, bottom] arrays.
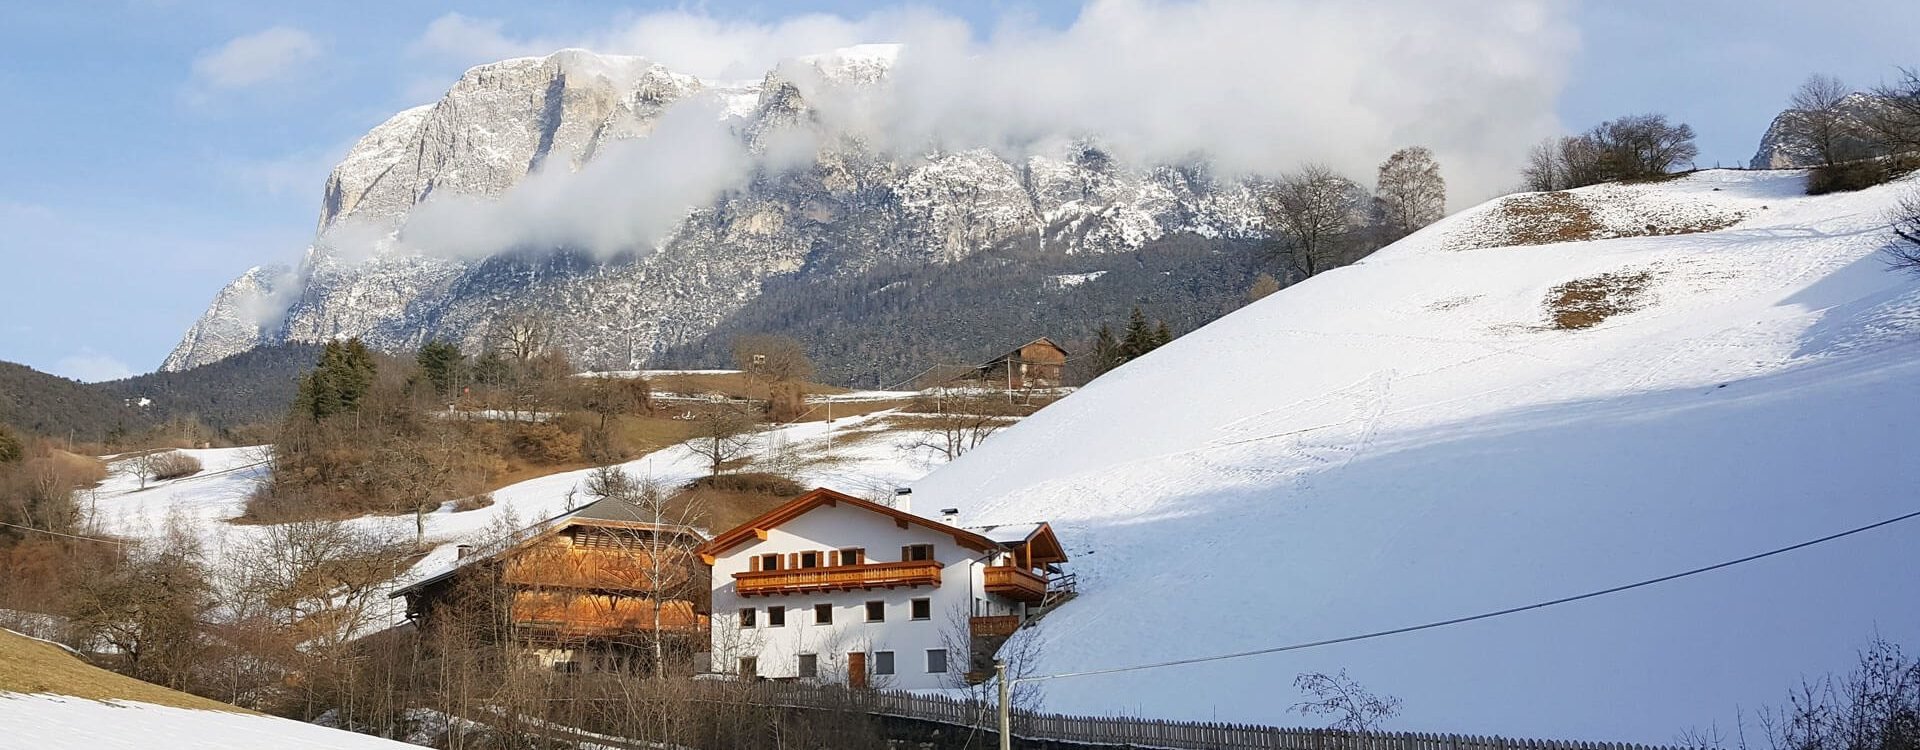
[[0, 520, 128, 546], [1017, 506, 1920, 684]]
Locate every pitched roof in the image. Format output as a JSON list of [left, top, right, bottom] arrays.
[[966, 521, 1067, 565], [390, 496, 704, 598], [697, 487, 1000, 559], [979, 337, 1069, 368]]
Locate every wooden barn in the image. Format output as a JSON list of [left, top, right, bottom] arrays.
[[391, 496, 710, 674], [973, 337, 1069, 389]]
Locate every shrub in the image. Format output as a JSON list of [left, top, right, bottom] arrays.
[[684, 472, 806, 497], [510, 422, 582, 465], [1807, 153, 1920, 195], [148, 451, 203, 481]]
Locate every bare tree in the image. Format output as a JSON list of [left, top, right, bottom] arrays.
[[1521, 114, 1698, 190], [1889, 189, 1920, 272], [1866, 66, 1920, 154], [1789, 74, 1861, 167], [1373, 146, 1447, 243], [686, 405, 759, 476], [67, 521, 213, 690], [732, 334, 815, 384], [903, 390, 1016, 461], [1292, 670, 1403, 733], [488, 309, 555, 363], [1246, 273, 1282, 304], [1521, 137, 1565, 192], [1262, 164, 1371, 280]]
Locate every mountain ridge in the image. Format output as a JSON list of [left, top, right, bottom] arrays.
[[164, 46, 1272, 377]]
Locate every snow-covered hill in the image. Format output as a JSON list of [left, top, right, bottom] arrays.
[[911, 170, 1920, 741]]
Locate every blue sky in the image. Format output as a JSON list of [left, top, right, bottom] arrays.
[[0, 0, 1914, 381]]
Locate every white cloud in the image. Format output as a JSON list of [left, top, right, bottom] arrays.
[[192, 26, 323, 89], [55, 349, 135, 383]]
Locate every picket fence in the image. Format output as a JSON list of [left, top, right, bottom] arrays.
[[707, 681, 1689, 750]]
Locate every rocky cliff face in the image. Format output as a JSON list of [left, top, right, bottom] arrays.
[[1748, 92, 1886, 169], [164, 47, 1269, 373]]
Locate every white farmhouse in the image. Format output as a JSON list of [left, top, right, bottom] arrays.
[[697, 487, 1068, 690]]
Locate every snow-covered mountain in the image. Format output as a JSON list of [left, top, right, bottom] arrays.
[[163, 47, 1266, 372], [911, 170, 1920, 740]]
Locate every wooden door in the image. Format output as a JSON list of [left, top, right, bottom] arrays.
[[848, 651, 867, 689]]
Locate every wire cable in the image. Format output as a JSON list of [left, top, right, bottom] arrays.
[[0, 520, 128, 546], [1018, 507, 1920, 684]]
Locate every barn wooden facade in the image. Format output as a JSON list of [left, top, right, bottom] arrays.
[[973, 337, 1070, 390], [391, 497, 710, 673]]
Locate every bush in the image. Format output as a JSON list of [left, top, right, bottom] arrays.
[[510, 422, 582, 465], [684, 472, 806, 497], [1807, 153, 1920, 195], [147, 450, 203, 480]]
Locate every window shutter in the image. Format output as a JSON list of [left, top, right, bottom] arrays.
[[829, 550, 839, 566], [750, 555, 761, 572], [901, 545, 910, 562], [789, 552, 798, 570]]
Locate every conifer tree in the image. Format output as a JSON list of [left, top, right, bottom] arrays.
[[416, 340, 464, 398], [294, 339, 378, 421], [1151, 321, 1174, 349], [1120, 307, 1154, 360], [1090, 324, 1123, 376]]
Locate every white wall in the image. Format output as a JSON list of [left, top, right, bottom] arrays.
[[708, 504, 1015, 690]]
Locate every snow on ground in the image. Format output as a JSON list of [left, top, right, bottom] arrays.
[[0, 694, 418, 749], [1048, 271, 1108, 289], [911, 170, 1920, 742]]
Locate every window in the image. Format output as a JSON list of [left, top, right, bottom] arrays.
[[738, 657, 757, 678], [767, 605, 786, 627], [910, 598, 931, 621], [865, 601, 886, 622], [758, 553, 781, 571], [840, 547, 865, 565], [814, 603, 833, 625], [800, 551, 820, 568], [738, 608, 756, 628], [902, 544, 934, 562], [798, 654, 818, 679], [926, 649, 948, 674], [873, 651, 895, 676]]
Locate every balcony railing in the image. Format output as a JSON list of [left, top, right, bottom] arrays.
[[969, 614, 1022, 638], [983, 566, 1047, 602], [502, 548, 694, 593], [733, 561, 942, 597]]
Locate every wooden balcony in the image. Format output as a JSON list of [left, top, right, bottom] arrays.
[[983, 566, 1047, 602], [733, 561, 942, 597], [502, 548, 694, 594], [510, 592, 706, 640], [969, 615, 1021, 638]]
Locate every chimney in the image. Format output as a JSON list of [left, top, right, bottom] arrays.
[[456, 544, 473, 560], [893, 487, 913, 514], [939, 508, 960, 525]]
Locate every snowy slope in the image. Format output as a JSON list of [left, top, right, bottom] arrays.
[[0, 694, 419, 749], [911, 170, 1920, 741]]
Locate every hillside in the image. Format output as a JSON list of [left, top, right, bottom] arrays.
[[911, 170, 1920, 741], [97, 342, 320, 431], [0, 629, 414, 749], [0, 362, 146, 442]]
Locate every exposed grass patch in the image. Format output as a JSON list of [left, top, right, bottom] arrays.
[[667, 472, 809, 532], [1545, 270, 1656, 330], [1484, 191, 1742, 248], [648, 373, 847, 400], [0, 629, 245, 712]]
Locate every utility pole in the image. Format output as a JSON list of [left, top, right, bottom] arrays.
[[997, 659, 1012, 750]]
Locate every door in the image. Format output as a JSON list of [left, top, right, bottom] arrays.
[[848, 651, 867, 689]]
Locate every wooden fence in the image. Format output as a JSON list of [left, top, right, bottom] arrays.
[[705, 681, 1689, 750]]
